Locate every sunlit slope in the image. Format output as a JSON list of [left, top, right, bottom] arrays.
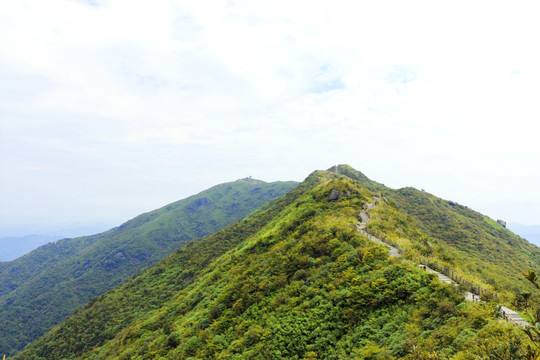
[[388, 187, 539, 296], [14, 170, 534, 359], [0, 178, 297, 356], [333, 164, 539, 298]]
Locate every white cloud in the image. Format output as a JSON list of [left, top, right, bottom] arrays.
[[122, 127, 194, 146], [1, 0, 540, 229]]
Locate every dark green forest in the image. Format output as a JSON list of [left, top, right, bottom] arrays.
[[0, 178, 297, 357], [12, 167, 539, 359]]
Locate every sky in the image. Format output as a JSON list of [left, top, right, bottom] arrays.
[[1, 0, 539, 237]]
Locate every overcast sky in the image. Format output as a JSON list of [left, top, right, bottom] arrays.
[[1, 0, 539, 235]]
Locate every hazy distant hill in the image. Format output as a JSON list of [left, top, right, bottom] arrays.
[[0, 223, 117, 261], [0, 222, 114, 239], [0, 235, 59, 262], [508, 223, 540, 246], [0, 178, 297, 356], [14, 166, 538, 359]]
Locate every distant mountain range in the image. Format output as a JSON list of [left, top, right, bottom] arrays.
[[0, 235, 60, 262], [0, 178, 297, 356], [0, 223, 117, 261], [0, 222, 115, 238], [10, 165, 539, 359], [508, 223, 540, 246]]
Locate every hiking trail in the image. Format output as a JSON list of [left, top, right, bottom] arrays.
[[355, 195, 530, 328]]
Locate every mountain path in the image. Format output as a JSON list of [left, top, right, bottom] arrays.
[[355, 196, 530, 328], [499, 306, 532, 327], [418, 265, 482, 303], [356, 197, 400, 258]]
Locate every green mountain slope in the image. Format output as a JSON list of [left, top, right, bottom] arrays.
[[332, 164, 540, 299], [13, 168, 537, 359], [0, 178, 297, 357]]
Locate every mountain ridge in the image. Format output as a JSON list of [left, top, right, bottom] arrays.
[[13, 166, 538, 359], [332, 165, 539, 297], [0, 178, 298, 356]]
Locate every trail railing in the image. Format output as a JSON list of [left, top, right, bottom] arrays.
[[414, 255, 498, 301], [363, 226, 498, 301]]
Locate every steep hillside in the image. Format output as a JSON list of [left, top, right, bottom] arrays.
[[14, 169, 536, 359], [331, 164, 539, 300], [387, 187, 539, 297], [0, 178, 297, 357]]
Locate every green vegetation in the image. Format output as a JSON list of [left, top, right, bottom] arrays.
[[13, 169, 538, 359], [334, 164, 539, 303], [0, 178, 297, 357], [386, 187, 539, 304], [521, 270, 540, 358]]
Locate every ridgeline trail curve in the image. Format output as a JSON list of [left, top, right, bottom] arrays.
[[355, 195, 530, 328]]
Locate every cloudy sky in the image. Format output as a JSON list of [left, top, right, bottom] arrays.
[[1, 0, 539, 236]]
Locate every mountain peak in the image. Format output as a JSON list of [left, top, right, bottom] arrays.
[[237, 176, 259, 182], [326, 164, 371, 182]]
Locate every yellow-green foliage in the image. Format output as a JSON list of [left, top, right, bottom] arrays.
[[336, 164, 539, 307], [378, 188, 539, 305], [14, 173, 536, 359], [366, 202, 499, 298]]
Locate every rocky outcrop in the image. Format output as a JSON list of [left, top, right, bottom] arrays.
[[497, 219, 507, 228], [328, 190, 352, 202], [329, 189, 340, 201]]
